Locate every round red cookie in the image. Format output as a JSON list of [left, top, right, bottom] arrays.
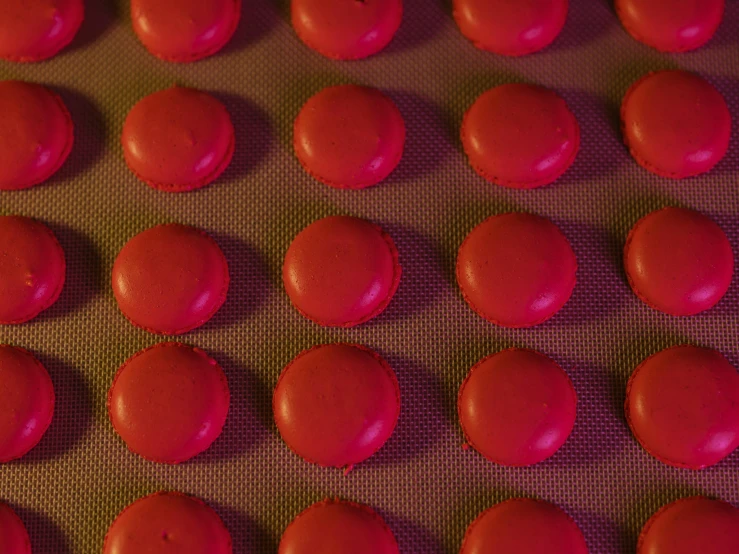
[[0, 502, 30, 554], [274, 344, 400, 468], [0, 0, 84, 62], [461, 499, 588, 554], [637, 497, 739, 554], [453, 0, 568, 56], [0, 81, 74, 190], [616, 0, 724, 52], [626, 345, 739, 469], [108, 343, 229, 464], [131, 0, 241, 62], [122, 87, 235, 192], [294, 85, 405, 189], [103, 491, 232, 554], [456, 213, 577, 327], [283, 216, 401, 327], [0, 216, 66, 324], [621, 71, 730, 178], [624, 207, 733, 316], [291, 0, 401, 60], [461, 84, 580, 188], [279, 499, 399, 554], [458, 348, 577, 466], [0, 346, 54, 462], [112, 224, 229, 335]]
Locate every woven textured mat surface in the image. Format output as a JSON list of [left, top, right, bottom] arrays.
[[1, 0, 739, 552]]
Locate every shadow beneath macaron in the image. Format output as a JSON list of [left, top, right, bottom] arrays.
[[700, 75, 739, 180], [381, 511, 445, 554], [65, 0, 117, 54], [565, 506, 628, 554], [11, 506, 71, 554], [544, 0, 617, 54], [221, 0, 281, 55], [384, 0, 447, 55], [702, 213, 739, 319], [211, 503, 277, 554]]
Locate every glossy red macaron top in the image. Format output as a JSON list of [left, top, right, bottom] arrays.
[[103, 491, 232, 554], [461, 84, 580, 188], [294, 85, 405, 189], [112, 223, 229, 335], [626, 345, 739, 469], [0, 81, 74, 191], [122, 87, 235, 192], [0, 502, 31, 554], [279, 499, 399, 554], [621, 70, 730, 178], [624, 207, 733, 316]]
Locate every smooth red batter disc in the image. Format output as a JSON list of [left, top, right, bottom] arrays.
[[460, 499, 588, 554], [103, 491, 232, 554], [291, 0, 402, 60], [0, 81, 74, 191], [274, 344, 400, 468], [456, 213, 577, 327], [279, 499, 399, 554], [0, 0, 84, 62], [621, 71, 730, 178], [0, 216, 66, 325], [461, 84, 580, 188], [122, 87, 235, 192], [0, 502, 31, 554], [294, 85, 405, 189], [626, 345, 739, 469], [624, 207, 733, 316], [453, 0, 568, 56], [616, 0, 724, 52], [283, 216, 401, 327], [112, 223, 229, 335], [637, 497, 739, 554], [108, 342, 229, 464], [458, 348, 577, 466], [0, 346, 55, 462]]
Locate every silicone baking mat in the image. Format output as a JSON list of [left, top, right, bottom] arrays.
[[1, 0, 739, 552]]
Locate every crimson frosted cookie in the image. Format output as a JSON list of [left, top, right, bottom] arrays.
[[625, 207, 733, 316], [626, 345, 739, 469], [103, 491, 232, 554], [453, 0, 567, 55], [0, 216, 66, 324], [456, 213, 577, 327], [459, 349, 576, 466], [461, 84, 579, 188], [283, 216, 401, 327], [0, 502, 30, 554], [291, 0, 402, 59], [637, 497, 739, 554], [112, 224, 229, 335], [461, 499, 588, 554], [274, 344, 399, 469], [279, 499, 399, 554], [621, 71, 730, 178], [0, 346, 54, 462], [294, 85, 405, 189], [131, 0, 241, 62], [122, 87, 235, 192], [0, 0, 84, 62], [0, 81, 74, 190]]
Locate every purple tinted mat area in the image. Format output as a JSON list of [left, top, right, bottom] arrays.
[[1, 0, 738, 552]]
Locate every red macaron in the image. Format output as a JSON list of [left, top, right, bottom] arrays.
[[626, 345, 739, 469], [624, 207, 733, 316], [0, 502, 31, 554], [621, 71, 731, 179], [122, 87, 235, 192], [294, 85, 406, 189]]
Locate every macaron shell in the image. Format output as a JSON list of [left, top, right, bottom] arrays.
[[624, 207, 733, 316], [461, 84, 580, 188], [291, 0, 402, 59], [122, 87, 235, 192], [131, 0, 241, 62], [0, 346, 55, 462], [625, 345, 739, 469], [279, 499, 399, 554], [0, 81, 74, 190], [294, 85, 406, 189], [0, 502, 31, 554], [103, 491, 232, 554], [0, 0, 84, 62], [621, 71, 731, 178]]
